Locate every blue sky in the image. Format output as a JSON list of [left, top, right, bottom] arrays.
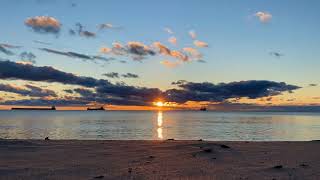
[[0, 0, 319, 108]]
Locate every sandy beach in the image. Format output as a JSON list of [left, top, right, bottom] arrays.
[[0, 140, 319, 179]]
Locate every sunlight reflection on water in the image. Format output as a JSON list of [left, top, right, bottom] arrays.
[[0, 110, 320, 141], [157, 111, 163, 139]]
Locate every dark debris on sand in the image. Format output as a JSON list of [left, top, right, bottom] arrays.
[[94, 175, 104, 179], [273, 165, 283, 169], [220, 144, 230, 149]]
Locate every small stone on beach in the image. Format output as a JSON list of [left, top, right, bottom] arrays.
[[167, 138, 174, 141], [300, 163, 309, 168], [203, 148, 212, 153], [94, 175, 104, 179], [273, 165, 283, 169], [220, 144, 230, 149]]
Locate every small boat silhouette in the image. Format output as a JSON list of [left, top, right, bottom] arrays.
[[87, 106, 106, 111], [199, 107, 207, 111]]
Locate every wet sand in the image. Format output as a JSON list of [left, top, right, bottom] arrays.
[[0, 140, 320, 179]]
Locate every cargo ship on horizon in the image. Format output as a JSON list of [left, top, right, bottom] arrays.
[[11, 106, 56, 110]]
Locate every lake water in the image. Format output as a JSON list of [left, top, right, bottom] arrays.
[[0, 110, 320, 141]]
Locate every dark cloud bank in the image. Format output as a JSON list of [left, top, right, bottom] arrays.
[[0, 60, 303, 109]]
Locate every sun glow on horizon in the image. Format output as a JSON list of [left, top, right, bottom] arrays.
[[154, 101, 164, 107]]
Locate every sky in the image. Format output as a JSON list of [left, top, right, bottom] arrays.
[[0, 0, 319, 110]]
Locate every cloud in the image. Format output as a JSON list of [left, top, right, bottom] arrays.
[[153, 42, 189, 62], [255, 12, 272, 23], [33, 40, 52, 45], [103, 72, 139, 78], [168, 36, 177, 45], [170, 50, 189, 62], [0, 46, 15, 56], [110, 42, 127, 55], [69, 29, 76, 35], [70, 23, 96, 38], [189, 30, 196, 39], [19, 52, 37, 64], [80, 31, 96, 38], [98, 23, 123, 30], [0, 60, 301, 107], [39, 48, 112, 62], [165, 80, 301, 103], [0, 60, 107, 87], [160, 60, 181, 68], [0, 60, 161, 106], [102, 72, 120, 78], [24, 84, 57, 97], [0, 43, 21, 56], [193, 40, 208, 48], [0, 43, 22, 49], [100, 47, 112, 54], [164, 27, 174, 34], [25, 16, 61, 34], [0, 83, 56, 97], [127, 41, 155, 57], [122, 73, 139, 78], [63, 89, 73, 94], [182, 47, 202, 60], [102, 42, 156, 61], [269, 52, 284, 58], [153, 42, 171, 56]]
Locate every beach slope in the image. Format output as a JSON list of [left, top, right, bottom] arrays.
[[0, 140, 319, 179]]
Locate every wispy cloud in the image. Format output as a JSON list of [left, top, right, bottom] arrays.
[[189, 30, 196, 39], [182, 47, 202, 60], [0, 43, 21, 56], [39, 48, 112, 62], [0, 83, 57, 98], [102, 72, 120, 78], [168, 36, 177, 45], [122, 73, 139, 78], [19, 52, 37, 64], [69, 23, 96, 38], [98, 23, 123, 30], [193, 40, 208, 48], [33, 40, 52, 45], [255, 11, 272, 23], [100, 42, 156, 61], [160, 60, 181, 68], [170, 50, 189, 62], [164, 27, 174, 34], [0, 43, 22, 49], [269, 51, 284, 58], [0, 46, 15, 56], [153, 42, 189, 62]]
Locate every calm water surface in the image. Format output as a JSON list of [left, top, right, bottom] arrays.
[[0, 111, 320, 141]]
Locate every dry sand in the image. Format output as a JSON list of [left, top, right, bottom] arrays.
[[0, 140, 320, 180]]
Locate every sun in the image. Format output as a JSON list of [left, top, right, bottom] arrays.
[[155, 101, 164, 107]]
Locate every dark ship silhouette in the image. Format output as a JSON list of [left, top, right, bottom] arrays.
[[199, 107, 207, 111], [11, 106, 56, 110], [87, 106, 106, 111]]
